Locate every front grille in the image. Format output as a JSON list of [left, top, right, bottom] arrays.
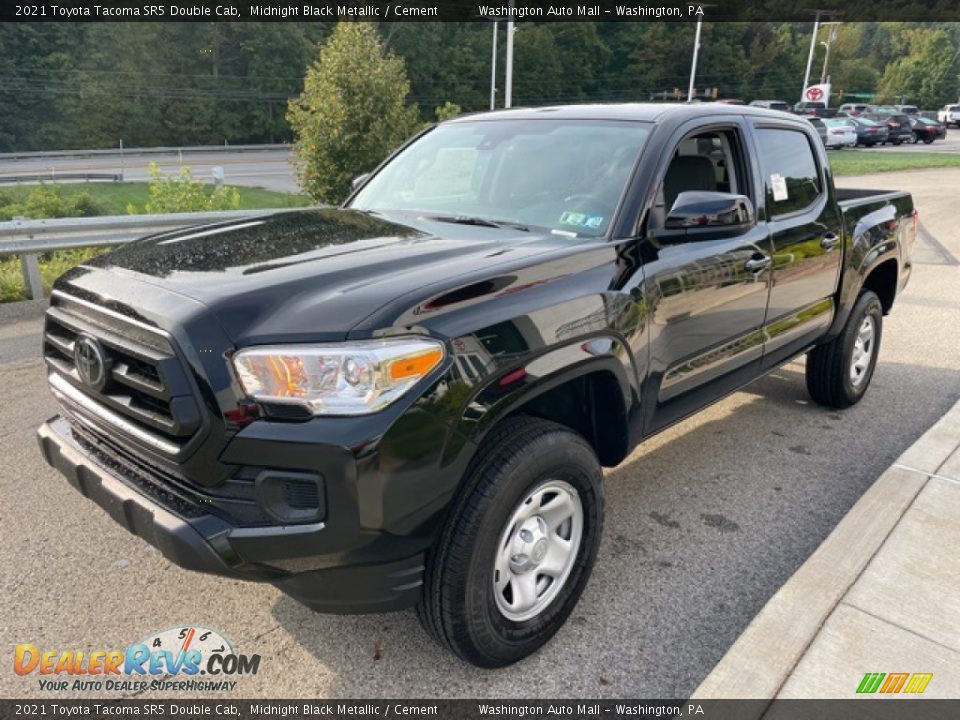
[[44, 291, 202, 458], [64, 415, 269, 527]]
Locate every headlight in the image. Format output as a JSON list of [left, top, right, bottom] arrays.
[[232, 338, 445, 416]]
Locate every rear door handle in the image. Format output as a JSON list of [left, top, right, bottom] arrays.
[[821, 232, 841, 250], [744, 255, 772, 273]]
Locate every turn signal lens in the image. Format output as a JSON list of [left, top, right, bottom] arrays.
[[388, 348, 444, 380], [232, 338, 445, 416]]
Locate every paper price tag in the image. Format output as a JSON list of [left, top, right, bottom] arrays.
[[771, 173, 788, 202]]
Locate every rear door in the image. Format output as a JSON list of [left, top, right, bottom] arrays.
[[748, 122, 843, 368]]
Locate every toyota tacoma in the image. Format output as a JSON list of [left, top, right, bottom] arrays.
[[38, 104, 916, 667]]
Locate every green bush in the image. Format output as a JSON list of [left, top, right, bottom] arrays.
[[435, 102, 462, 122], [0, 185, 107, 221], [0, 247, 110, 303], [130, 163, 240, 214]]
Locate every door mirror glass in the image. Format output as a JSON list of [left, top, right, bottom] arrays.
[[665, 191, 755, 230]]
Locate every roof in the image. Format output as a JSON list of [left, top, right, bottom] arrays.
[[447, 102, 796, 124]]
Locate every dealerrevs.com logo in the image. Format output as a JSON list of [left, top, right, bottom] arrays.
[[14, 626, 261, 693]]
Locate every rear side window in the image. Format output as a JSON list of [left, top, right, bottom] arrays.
[[755, 128, 822, 216]]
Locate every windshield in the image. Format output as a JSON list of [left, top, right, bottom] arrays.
[[350, 119, 652, 237], [824, 119, 852, 128]]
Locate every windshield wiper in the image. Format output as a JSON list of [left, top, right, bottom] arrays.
[[426, 215, 530, 232]]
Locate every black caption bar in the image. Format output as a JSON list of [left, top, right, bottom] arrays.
[[2, 0, 959, 22], [3, 700, 960, 720]]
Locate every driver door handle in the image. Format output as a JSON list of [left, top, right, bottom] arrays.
[[821, 232, 841, 250], [744, 255, 772, 273]]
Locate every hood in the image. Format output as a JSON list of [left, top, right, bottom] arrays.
[[82, 208, 573, 345]]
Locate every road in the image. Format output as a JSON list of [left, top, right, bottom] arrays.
[[1, 133, 957, 199], [1, 169, 959, 699], [0, 147, 300, 192]]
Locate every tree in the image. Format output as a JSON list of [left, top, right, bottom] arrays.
[[287, 23, 419, 204], [877, 28, 959, 108]]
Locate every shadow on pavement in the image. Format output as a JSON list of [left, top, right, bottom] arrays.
[[269, 360, 960, 698]]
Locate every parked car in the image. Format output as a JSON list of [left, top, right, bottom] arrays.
[[794, 101, 836, 118], [846, 116, 890, 146], [750, 100, 791, 112], [807, 117, 829, 144], [822, 118, 858, 148], [938, 104, 960, 128], [909, 116, 946, 144], [716, 99, 746, 105], [864, 112, 914, 144], [37, 104, 916, 667], [838, 103, 873, 116]]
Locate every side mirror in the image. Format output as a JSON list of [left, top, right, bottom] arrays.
[[351, 173, 370, 192], [665, 191, 755, 231]]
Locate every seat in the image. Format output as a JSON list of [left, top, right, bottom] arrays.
[[663, 155, 717, 210]]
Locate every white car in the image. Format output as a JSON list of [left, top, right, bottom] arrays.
[[938, 104, 960, 128], [822, 118, 858, 148]]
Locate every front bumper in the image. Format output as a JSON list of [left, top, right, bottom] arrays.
[[37, 416, 425, 613]]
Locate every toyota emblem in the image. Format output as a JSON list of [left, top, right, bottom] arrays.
[[73, 336, 109, 390]]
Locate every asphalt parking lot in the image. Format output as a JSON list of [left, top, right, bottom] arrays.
[[2, 168, 959, 700], [847, 128, 960, 154]]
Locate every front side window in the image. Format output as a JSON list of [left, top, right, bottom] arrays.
[[350, 119, 651, 238], [755, 128, 822, 217]]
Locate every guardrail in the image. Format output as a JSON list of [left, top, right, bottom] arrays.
[[0, 172, 122, 184], [0, 209, 287, 300], [0, 144, 291, 162]]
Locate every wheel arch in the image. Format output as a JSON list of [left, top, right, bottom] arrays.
[[447, 336, 638, 469]]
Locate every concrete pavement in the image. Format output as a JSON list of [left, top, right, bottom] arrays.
[[693, 399, 960, 701]]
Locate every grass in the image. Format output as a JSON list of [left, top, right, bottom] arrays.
[[829, 150, 960, 176], [0, 181, 311, 215], [0, 181, 312, 303]]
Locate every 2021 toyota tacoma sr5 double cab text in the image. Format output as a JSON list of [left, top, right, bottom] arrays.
[[38, 104, 915, 667]]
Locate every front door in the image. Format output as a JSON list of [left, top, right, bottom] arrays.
[[639, 125, 774, 433]]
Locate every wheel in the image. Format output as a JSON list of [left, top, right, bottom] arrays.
[[910, 132, 919, 144], [806, 290, 883, 409], [923, 137, 934, 144], [417, 416, 604, 667], [892, 139, 902, 145]]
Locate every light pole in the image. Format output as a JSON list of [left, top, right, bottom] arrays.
[[687, 19, 703, 102], [801, 12, 823, 100], [490, 21, 498, 110], [820, 25, 839, 84], [505, 1, 515, 109]]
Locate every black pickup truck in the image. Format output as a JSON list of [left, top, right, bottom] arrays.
[[38, 104, 915, 668]]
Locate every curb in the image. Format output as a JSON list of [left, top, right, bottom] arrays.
[[691, 398, 960, 701]]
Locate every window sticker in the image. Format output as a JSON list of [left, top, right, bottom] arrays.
[[559, 211, 604, 229], [771, 173, 789, 202]]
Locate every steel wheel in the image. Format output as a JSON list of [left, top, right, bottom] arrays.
[[849, 315, 876, 387], [493, 480, 583, 622]]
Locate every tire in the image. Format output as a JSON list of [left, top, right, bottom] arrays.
[[806, 290, 883, 409], [910, 132, 919, 144], [892, 139, 902, 145], [417, 416, 604, 667], [923, 138, 934, 144]]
